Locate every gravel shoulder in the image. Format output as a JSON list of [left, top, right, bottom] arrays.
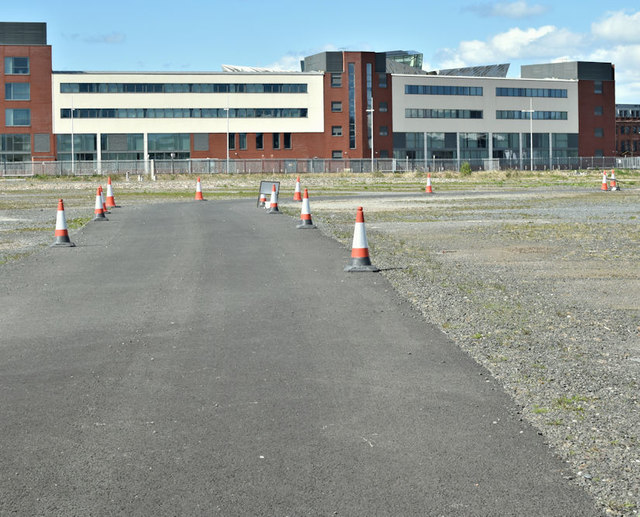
[[2, 176, 639, 515]]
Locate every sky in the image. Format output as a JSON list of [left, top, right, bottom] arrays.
[[4, 0, 640, 103]]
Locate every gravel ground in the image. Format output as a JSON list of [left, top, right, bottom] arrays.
[[1, 175, 639, 515], [309, 188, 639, 516]]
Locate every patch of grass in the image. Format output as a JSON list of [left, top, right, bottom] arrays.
[[553, 395, 589, 413], [532, 405, 550, 414]]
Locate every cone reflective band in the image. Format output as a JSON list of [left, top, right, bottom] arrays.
[[105, 176, 118, 208], [258, 192, 267, 208], [195, 177, 204, 200], [344, 207, 378, 272], [267, 184, 280, 213], [99, 185, 110, 213], [293, 176, 302, 201], [296, 188, 316, 229], [93, 187, 108, 221], [51, 199, 75, 247], [610, 169, 619, 191], [601, 171, 609, 191], [425, 173, 433, 194]]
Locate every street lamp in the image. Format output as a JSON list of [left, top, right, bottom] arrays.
[[522, 98, 534, 171], [225, 94, 230, 174], [366, 96, 374, 173]]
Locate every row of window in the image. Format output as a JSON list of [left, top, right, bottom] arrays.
[[406, 109, 483, 119], [496, 110, 568, 120], [404, 85, 569, 98], [4, 57, 29, 75], [60, 108, 308, 119], [496, 87, 567, 98], [403, 109, 568, 120], [331, 125, 389, 137], [5, 108, 30, 126], [405, 85, 483, 96], [619, 125, 640, 134], [60, 82, 308, 94]]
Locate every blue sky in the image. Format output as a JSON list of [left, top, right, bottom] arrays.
[[5, 0, 640, 102]]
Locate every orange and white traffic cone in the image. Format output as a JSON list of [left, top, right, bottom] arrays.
[[99, 185, 110, 214], [105, 176, 118, 208], [610, 170, 620, 191], [601, 171, 609, 191], [293, 176, 302, 201], [344, 207, 379, 272], [195, 177, 204, 200], [425, 173, 433, 194], [296, 188, 316, 229], [258, 191, 267, 208], [93, 187, 108, 221], [51, 199, 75, 247], [267, 184, 280, 214]]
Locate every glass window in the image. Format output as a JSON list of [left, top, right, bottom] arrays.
[[5, 83, 30, 100], [332, 150, 343, 159], [331, 73, 342, 88], [238, 133, 247, 150], [5, 109, 31, 126], [378, 73, 387, 88], [331, 101, 342, 112], [256, 133, 263, 150], [594, 106, 603, 116], [332, 126, 342, 136], [284, 133, 291, 149], [595, 128, 604, 138], [229, 133, 236, 150], [4, 57, 29, 75], [379, 126, 388, 136], [594, 81, 603, 94], [273, 133, 280, 149], [379, 102, 388, 112]]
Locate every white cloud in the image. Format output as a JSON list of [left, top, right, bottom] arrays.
[[436, 25, 584, 68], [591, 10, 640, 44], [466, 1, 549, 19], [589, 44, 640, 103]]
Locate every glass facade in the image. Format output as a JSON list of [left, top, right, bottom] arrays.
[[496, 110, 567, 120], [496, 87, 567, 98], [147, 133, 190, 160], [1, 134, 31, 162], [60, 108, 308, 119], [348, 63, 356, 149], [100, 133, 144, 161], [60, 82, 308, 94], [406, 109, 482, 119], [405, 85, 483, 96], [56, 134, 97, 161]]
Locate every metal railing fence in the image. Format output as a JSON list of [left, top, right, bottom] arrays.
[[1, 156, 639, 177]]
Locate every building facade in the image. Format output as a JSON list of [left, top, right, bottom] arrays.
[[1, 22, 617, 169], [616, 104, 640, 156]]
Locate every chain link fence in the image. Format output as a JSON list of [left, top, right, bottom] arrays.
[[2, 156, 639, 177]]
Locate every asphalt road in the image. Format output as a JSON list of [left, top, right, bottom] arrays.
[[0, 199, 600, 516]]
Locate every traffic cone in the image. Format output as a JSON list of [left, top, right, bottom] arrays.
[[267, 184, 280, 214], [425, 173, 433, 194], [601, 171, 609, 191], [93, 187, 108, 221], [344, 207, 379, 272], [99, 185, 110, 214], [610, 170, 620, 191], [105, 176, 118, 208], [51, 199, 75, 247], [258, 191, 267, 208], [296, 189, 316, 229], [293, 176, 302, 201], [195, 177, 204, 200]]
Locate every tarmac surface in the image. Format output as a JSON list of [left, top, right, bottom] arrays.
[[0, 199, 601, 516]]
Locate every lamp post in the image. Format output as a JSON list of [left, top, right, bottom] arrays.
[[366, 96, 374, 173], [522, 98, 534, 171], [170, 152, 175, 174], [225, 95, 230, 174]]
